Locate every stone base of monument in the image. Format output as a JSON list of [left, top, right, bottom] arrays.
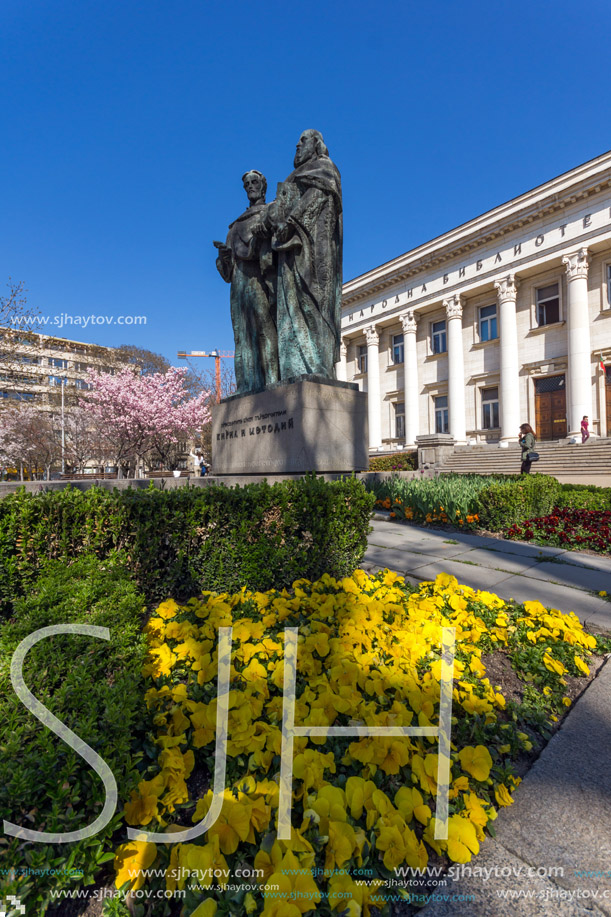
[[212, 376, 369, 475]]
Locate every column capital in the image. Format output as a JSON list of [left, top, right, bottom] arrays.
[[364, 325, 379, 347], [340, 340, 347, 359], [400, 310, 418, 334], [495, 273, 519, 303], [563, 248, 590, 281], [443, 294, 463, 320]]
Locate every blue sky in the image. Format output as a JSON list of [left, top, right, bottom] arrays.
[[2, 0, 610, 368]]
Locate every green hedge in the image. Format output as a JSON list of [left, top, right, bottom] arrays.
[[477, 474, 561, 530], [0, 556, 147, 913], [555, 483, 611, 511], [0, 476, 375, 618], [368, 452, 417, 471]]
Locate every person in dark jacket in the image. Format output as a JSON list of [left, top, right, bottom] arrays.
[[519, 423, 536, 474]]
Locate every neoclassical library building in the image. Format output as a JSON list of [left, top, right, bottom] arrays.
[[338, 150, 611, 452]]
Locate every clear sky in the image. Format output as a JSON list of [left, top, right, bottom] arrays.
[[2, 0, 610, 367]]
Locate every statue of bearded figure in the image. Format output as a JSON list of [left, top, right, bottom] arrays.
[[256, 129, 343, 381]]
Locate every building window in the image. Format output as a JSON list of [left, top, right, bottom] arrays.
[[357, 344, 367, 374], [394, 403, 405, 439], [606, 265, 611, 308], [479, 304, 498, 342], [536, 283, 560, 326], [1, 390, 36, 401], [48, 375, 68, 387], [431, 320, 447, 354], [391, 333, 404, 365], [74, 379, 90, 390], [48, 357, 68, 369], [481, 386, 500, 429], [75, 362, 89, 372], [434, 395, 449, 433]]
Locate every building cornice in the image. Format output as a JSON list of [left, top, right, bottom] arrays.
[[343, 151, 611, 307]]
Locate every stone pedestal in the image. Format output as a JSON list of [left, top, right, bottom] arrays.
[[416, 433, 456, 468], [212, 376, 369, 475]]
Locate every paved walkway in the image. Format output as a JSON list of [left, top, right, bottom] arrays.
[[363, 517, 611, 915], [364, 516, 611, 633]]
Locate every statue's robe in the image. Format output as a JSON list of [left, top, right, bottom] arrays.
[[272, 155, 342, 379], [216, 203, 278, 394]]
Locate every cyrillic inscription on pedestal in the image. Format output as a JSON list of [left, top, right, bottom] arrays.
[[212, 378, 368, 475]]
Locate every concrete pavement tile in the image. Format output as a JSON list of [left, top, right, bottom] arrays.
[[494, 660, 611, 913], [361, 546, 436, 571], [417, 841, 605, 916], [424, 528, 507, 549], [494, 576, 611, 631], [450, 548, 543, 575], [481, 540, 567, 559], [556, 553, 611, 575], [522, 560, 611, 593], [403, 560, 512, 592], [366, 529, 432, 549]]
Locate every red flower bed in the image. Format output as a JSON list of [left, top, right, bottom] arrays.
[[505, 507, 611, 554]]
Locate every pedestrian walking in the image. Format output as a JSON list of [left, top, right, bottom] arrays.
[[581, 416, 590, 443], [519, 423, 536, 474]]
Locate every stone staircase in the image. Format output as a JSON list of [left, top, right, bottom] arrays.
[[440, 438, 611, 481]]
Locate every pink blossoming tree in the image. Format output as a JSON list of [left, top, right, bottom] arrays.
[[80, 367, 211, 477]]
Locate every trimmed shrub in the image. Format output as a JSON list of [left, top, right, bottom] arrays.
[[0, 556, 147, 913], [0, 476, 375, 618], [478, 474, 560, 531], [368, 451, 417, 471], [555, 483, 611, 511]]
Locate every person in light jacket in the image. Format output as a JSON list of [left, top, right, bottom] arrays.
[[519, 423, 536, 474]]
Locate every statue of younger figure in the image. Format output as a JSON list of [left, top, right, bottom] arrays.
[[214, 170, 279, 394]]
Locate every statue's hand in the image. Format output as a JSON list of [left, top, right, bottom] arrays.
[[273, 222, 291, 244], [250, 220, 269, 239]]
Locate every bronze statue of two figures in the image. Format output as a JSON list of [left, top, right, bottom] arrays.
[[214, 130, 342, 395]]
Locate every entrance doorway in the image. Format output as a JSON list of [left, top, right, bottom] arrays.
[[535, 375, 567, 440]]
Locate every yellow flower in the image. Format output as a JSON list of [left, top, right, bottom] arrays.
[[197, 791, 251, 855], [457, 745, 492, 782], [562, 697, 571, 707], [445, 814, 480, 863], [156, 599, 180, 619], [574, 655, 590, 676], [114, 841, 157, 891], [191, 901, 217, 917], [494, 783, 514, 807], [543, 654, 567, 676], [376, 824, 408, 870]]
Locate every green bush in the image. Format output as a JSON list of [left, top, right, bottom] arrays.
[[368, 451, 417, 471], [478, 474, 561, 531], [555, 483, 611, 511], [0, 555, 147, 914], [0, 476, 375, 618]]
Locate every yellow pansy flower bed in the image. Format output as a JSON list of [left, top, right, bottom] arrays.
[[114, 571, 598, 916]]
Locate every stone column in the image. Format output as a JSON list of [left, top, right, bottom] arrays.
[[563, 249, 593, 438], [495, 274, 520, 447], [335, 340, 347, 382], [400, 311, 419, 446], [444, 295, 466, 444], [365, 325, 381, 450]]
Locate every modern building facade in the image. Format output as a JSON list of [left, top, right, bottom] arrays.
[[0, 332, 118, 406], [338, 151, 611, 451]]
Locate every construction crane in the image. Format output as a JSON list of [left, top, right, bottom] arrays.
[[177, 349, 235, 403]]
